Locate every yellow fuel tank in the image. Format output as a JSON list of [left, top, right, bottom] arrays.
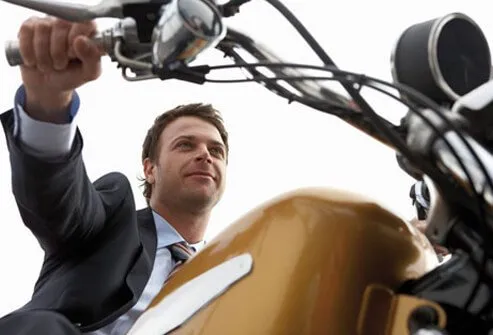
[[129, 187, 440, 335]]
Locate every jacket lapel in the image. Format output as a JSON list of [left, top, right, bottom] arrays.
[[74, 207, 159, 333], [138, 207, 158, 265], [125, 207, 158, 304]]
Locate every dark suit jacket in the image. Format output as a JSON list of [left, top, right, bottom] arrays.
[[0, 309, 82, 334], [1, 109, 158, 332]]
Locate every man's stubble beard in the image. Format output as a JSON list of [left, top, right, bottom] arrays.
[[161, 183, 220, 214]]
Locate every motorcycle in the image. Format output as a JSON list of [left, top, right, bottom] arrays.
[[2, 0, 493, 334]]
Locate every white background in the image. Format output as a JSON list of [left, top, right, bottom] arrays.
[[0, 0, 491, 317]]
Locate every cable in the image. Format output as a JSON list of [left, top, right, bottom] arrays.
[[261, 0, 416, 161], [212, 8, 493, 210], [199, 64, 493, 310], [203, 73, 467, 183], [193, 61, 493, 201], [188, 2, 493, 311], [200, 66, 483, 190]]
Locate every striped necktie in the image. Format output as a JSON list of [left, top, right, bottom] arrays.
[[166, 242, 196, 280]]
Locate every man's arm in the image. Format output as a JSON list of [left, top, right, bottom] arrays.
[[1, 86, 110, 255], [0, 17, 133, 255]]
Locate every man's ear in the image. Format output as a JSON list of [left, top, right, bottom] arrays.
[[143, 158, 155, 184]]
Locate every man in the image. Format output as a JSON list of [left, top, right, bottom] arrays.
[[0, 16, 228, 334]]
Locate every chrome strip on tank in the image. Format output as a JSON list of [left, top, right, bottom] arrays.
[[127, 253, 254, 335]]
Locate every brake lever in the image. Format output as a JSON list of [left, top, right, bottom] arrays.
[[0, 0, 157, 21]]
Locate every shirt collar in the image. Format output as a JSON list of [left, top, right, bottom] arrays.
[[151, 210, 206, 252]]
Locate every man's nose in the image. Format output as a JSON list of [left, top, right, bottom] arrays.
[[195, 145, 212, 163]]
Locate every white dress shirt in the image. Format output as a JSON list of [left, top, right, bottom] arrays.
[[88, 212, 204, 335], [12, 86, 205, 334]]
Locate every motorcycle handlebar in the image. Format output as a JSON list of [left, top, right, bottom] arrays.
[[5, 29, 113, 67], [4, 0, 227, 76]]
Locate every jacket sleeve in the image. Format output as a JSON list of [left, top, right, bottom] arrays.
[[1, 101, 130, 256]]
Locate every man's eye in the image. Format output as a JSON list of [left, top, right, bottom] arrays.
[[178, 142, 193, 149], [210, 147, 224, 158]]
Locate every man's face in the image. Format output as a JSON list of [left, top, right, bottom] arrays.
[[145, 116, 227, 211]]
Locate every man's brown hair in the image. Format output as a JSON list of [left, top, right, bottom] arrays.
[[141, 103, 229, 201]]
